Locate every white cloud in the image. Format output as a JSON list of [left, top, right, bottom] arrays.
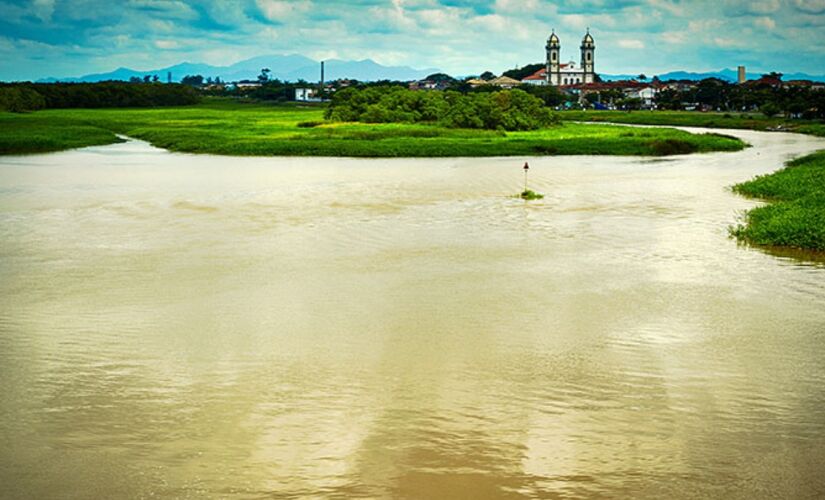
[[749, 0, 781, 13], [154, 39, 180, 49], [560, 13, 616, 30], [494, 0, 539, 14], [792, 0, 825, 13], [754, 17, 776, 30], [660, 31, 687, 44], [256, 0, 312, 22], [618, 39, 645, 49], [647, 0, 683, 16], [724, 0, 780, 15], [32, 0, 55, 22], [713, 36, 746, 48]]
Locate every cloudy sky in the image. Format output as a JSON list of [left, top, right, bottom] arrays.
[[1, 0, 824, 81]]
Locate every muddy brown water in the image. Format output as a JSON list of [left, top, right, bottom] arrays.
[[1, 129, 825, 498]]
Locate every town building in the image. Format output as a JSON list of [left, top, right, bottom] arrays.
[[487, 76, 521, 89], [295, 88, 322, 102], [545, 30, 596, 86]]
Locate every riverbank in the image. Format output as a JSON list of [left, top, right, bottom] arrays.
[[559, 110, 825, 137], [732, 150, 825, 251], [0, 101, 744, 157]]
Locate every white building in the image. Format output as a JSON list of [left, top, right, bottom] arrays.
[[545, 30, 596, 86], [626, 87, 657, 107], [295, 88, 322, 102]]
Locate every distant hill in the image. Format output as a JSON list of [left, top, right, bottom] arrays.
[[601, 68, 825, 83], [38, 54, 439, 83]]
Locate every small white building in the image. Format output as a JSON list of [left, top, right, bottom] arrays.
[[295, 88, 322, 102], [626, 86, 657, 107]]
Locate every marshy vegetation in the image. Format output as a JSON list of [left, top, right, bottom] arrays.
[[518, 190, 544, 200], [560, 110, 825, 137], [732, 150, 825, 251], [0, 99, 745, 157]]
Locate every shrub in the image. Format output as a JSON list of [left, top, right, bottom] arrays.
[[325, 86, 555, 131]]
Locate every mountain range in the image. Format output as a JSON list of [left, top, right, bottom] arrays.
[[602, 68, 825, 83], [38, 54, 439, 84], [37, 57, 825, 85]]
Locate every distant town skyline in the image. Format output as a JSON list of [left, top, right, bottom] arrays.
[[1, 0, 824, 82]]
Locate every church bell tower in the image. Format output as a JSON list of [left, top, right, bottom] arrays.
[[581, 28, 595, 84], [546, 30, 560, 86]]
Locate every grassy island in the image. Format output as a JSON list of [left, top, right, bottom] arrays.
[[732, 150, 825, 251], [0, 100, 744, 157]]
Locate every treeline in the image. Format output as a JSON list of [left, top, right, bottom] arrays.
[[324, 86, 557, 131], [0, 82, 201, 112], [655, 78, 825, 118]]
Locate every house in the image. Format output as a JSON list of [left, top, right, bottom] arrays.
[[784, 79, 825, 90], [745, 76, 783, 88], [235, 80, 262, 89], [295, 88, 322, 102], [409, 79, 451, 91], [488, 76, 521, 89], [521, 68, 547, 86], [625, 86, 657, 107], [466, 78, 489, 88]]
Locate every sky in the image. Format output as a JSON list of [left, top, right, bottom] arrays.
[[1, 0, 824, 81]]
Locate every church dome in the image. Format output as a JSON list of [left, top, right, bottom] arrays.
[[582, 32, 594, 44], [548, 32, 559, 44]]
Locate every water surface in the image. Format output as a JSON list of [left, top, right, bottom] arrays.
[[2, 129, 825, 498]]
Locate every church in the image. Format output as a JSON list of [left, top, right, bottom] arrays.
[[521, 30, 596, 86]]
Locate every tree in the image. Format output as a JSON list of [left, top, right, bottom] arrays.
[[521, 84, 566, 107], [425, 73, 456, 83], [503, 63, 544, 81], [181, 74, 204, 86], [152, 75, 160, 82], [129, 76, 142, 83], [479, 71, 496, 81], [760, 102, 780, 118], [258, 68, 271, 83], [638, 74, 647, 81]]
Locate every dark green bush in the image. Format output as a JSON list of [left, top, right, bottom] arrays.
[[325, 86, 556, 131]]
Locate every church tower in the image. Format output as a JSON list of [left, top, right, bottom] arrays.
[[546, 30, 560, 86], [581, 29, 595, 84]]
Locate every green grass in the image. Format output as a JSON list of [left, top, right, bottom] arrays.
[[559, 110, 825, 137], [0, 114, 124, 154], [517, 190, 545, 200], [0, 99, 745, 157], [732, 150, 825, 251]]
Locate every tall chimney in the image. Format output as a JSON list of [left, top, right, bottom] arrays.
[[320, 61, 325, 98], [167, 71, 172, 84], [737, 65, 746, 84]]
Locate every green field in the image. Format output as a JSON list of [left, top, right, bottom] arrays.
[[0, 100, 745, 157], [732, 150, 825, 251], [559, 110, 825, 137]]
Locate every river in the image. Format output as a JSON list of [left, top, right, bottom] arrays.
[[1, 128, 825, 498]]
